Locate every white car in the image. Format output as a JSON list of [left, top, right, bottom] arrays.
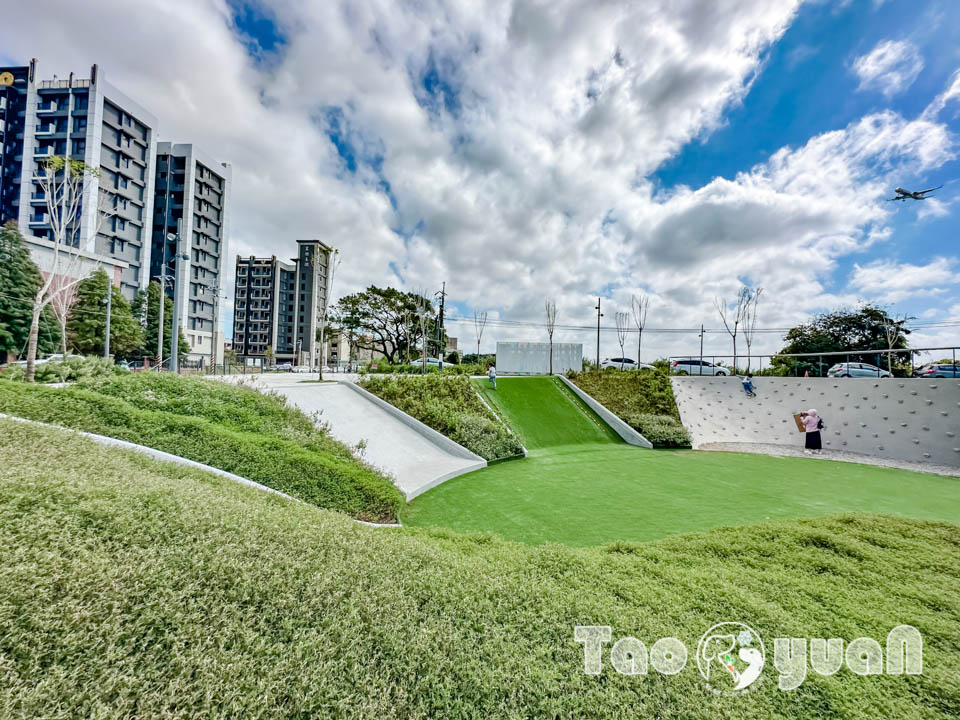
[[292, 365, 313, 373], [600, 357, 655, 371], [671, 359, 730, 376]]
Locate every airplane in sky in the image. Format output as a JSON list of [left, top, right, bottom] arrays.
[[886, 185, 943, 201]]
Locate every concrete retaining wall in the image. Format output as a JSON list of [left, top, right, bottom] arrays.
[[556, 375, 653, 448], [671, 377, 960, 467]]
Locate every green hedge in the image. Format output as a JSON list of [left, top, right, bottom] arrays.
[[0, 356, 129, 384], [568, 369, 691, 447], [358, 374, 524, 461], [0, 378, 403, 522]]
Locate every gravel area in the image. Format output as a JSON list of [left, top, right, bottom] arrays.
[[700, 442, 960, 478]]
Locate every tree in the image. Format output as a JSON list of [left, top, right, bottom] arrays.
[[775, 304, 912, 376], [544, 300, 557, 375], [132, 281, 187, 364], [615, 312, 630, 368], [742, 288, 763, 372], [473, 310, 488, 358], [0, 223, 60, 360], [66, 269, 144, 357], [24, 156, 116, 381], [715, 287, 752, 370], [316, 248, 340, 380], [331, 286, 443, 365], [631, 294, 649, 363], [265, 345, 275, 366]]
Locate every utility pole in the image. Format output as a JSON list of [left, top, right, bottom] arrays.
[[169, 218, 184, 373], [595, 297, 603, 367], [435, 281, 446, 366], [207, 283, 224, 372], [157, 154, 174, 369], [699, 324, 704, 370], [103, 278, 112, 359]]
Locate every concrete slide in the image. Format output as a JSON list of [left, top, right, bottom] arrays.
[[672, 376, 960, 468], [263, 379, 485, 500]]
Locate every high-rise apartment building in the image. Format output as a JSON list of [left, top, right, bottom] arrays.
[[233, 240, 335, 366], [0, 58, 233, 366], [0, 64, 32, 225], [152, 143, 231, 365], [15, 62, 158, 299]]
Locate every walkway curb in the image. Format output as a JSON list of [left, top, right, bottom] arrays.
[[555, 375, 654, 448]]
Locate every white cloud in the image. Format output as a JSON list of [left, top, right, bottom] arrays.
[[849, 258, 959, 303], [853, 39, 924, 98], [1, 1, 957, 362]]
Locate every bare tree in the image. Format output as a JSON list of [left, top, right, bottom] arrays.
[[473, 310, 488, 359], [630, 294, 649, 362], [714, 286, 752, 372], [882, 315, 907, 373], [742, 287, 763, 372], [25, 157, 115, 381], [544, 299, 557, 374], [615, 312, 630, 369]]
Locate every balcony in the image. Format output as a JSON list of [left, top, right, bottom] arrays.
[[33, 146, 54, 157], [36, 102, 58, 113], [30, 192, 47, 205], [35, 123, 57, 135], [29, 212, 49, 226]]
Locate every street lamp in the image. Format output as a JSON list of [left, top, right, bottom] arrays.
[[595, 297, 603, 368]]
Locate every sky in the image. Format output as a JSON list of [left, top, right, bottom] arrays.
[[3, 0, 960, 362]]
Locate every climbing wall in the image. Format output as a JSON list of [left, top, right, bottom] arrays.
[[671, 376, 960, 467]]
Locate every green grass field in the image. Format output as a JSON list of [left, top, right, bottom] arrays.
[[404, 377, 960, 545], [3, 417, 959, 718]]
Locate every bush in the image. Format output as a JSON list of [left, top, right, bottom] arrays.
[[0, 377, 403, 522], [359, 374, 524, 461], [624, 413, 691, 448], [0, 355, 129, 384], [568, 369, 691, 447]]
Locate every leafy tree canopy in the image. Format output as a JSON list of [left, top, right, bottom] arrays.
[[331, 286, 446, 364], [132, 281, 188, 363], [66, 269, 144, 357], [774, 304, 912, 375], [0, 222, 60, 358]]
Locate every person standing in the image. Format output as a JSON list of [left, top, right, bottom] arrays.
[[741, 373, 756, 397], [800, 409, 823, 454], [488, 364, 497, 389]]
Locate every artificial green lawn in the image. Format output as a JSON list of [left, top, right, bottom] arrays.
[[3, 418, 959, 718], [405, 377, 960, 546]]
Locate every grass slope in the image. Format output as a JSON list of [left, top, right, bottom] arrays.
[[1, 418, 959, 719], [0, 375, 403, 522], [472, 376, 620, 449], [406, 378, 960, 546]]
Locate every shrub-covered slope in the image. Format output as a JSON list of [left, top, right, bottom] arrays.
[[358, 374, 524, 461], [0, 375, 403, 522], [1, 418, 958, 719], [568, 369, 691, 447]]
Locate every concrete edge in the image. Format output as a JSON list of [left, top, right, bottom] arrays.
[[471, 384, 529, 458], [669, 377, 703, 449], [0, 413, 403, 528], [556, 375, 654, 449], [342, 380, 488, 464], [403, 460, 489, 501]]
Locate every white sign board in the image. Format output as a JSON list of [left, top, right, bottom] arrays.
[[496, 342, 583, 375]]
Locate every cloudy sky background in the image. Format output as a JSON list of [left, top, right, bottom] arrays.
[[3, 0, 960, 362]]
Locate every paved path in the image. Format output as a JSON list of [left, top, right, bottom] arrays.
[[701, 442, 960, 478], [265, 381, 484, 499]]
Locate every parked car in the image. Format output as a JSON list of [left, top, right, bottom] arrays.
[[10, 353, 83, 367], [411, 357, 442, 368], [292, 365, 313, 373], [600, 357, 655, 370], [913, 363, 959, 378], [671, 359, 730, 376], [277, 362, 292, 372], [827, 362, 891, 378]]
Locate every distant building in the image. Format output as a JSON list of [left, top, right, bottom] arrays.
[[152, 142, 231, 365], [233, 240, 334, 365]]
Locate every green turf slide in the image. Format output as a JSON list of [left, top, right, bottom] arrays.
[[472, 376, 621, 450]]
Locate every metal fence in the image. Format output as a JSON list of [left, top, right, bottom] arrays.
[[668, 346, 960, 377]]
